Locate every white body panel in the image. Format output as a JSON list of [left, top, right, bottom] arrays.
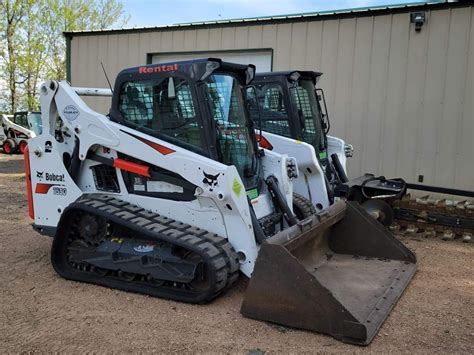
[[258, 131, 330, 210], [29, 81, 298, 277]]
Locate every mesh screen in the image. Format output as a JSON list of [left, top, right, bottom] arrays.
[[292, 87, 319, 146], [92, 164, 120, 192], [118, 78, 201, 148], [255, 85, 292, 138], [206, 75, 254, 179]]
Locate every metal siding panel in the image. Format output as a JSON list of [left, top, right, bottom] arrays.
[[172, 30, 185, 51], [437, 8, 471, 188], [183, 29, 197, 51], [416, 9, 450, 186], [347, 17, 374, 177], [379, 13, 410, 178], [304, 21, 323, 70], [209, 28, 222, 50], [89, 35, 100, 87], [160, 31, 173, 52], [262, 24, 277, 49], [117, 34, 130, 75], [149, 31, 162, 52], [70, 36, 80, 84], [332, 18, 356, 145], [235, 26, 249, 48], [96, 35, 108, 74], [128, 33, 141, 65], [319, 19, 340, 119], [456, 8, 474, 190], [397, 13, 429, 184], [196, 28, 210, 49], [75, 37, 89, 86], [273, 23, 292, 69], [248, 25, 263, 48], [95, 34, 113, 112], [221, 27, 235, 50], [138, 31, 149, 58], [365, 15, 392, 175], [289, 22, 307, 68]]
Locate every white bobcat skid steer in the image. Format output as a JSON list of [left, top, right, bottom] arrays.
[[25, 58, 415, 345], [249, 71, 406, 225], [1, 112, 42, 154]]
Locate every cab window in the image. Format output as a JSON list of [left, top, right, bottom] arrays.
[[290, 80, 325, 150], [118, 77, 202, 149], [249, 84, 292, 138], [14, 113, 29, 129]]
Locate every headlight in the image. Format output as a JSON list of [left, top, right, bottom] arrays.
[[344, 143, 354, 158], [286, 157, 298, 180]]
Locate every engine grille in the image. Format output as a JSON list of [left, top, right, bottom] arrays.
[[91, 164, 120, 193]]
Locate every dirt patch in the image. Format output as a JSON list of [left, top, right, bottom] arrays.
[[0, 154, 472, 353]]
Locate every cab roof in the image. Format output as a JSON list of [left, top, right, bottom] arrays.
[[115, 58, 255, 89], [256, 70, 323, 80]]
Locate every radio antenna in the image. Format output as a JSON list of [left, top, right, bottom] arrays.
[[101, 62, 113, 93]]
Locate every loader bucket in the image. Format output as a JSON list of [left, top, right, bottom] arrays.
[[241, 200, 416, 345]]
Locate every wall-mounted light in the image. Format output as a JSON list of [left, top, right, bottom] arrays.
[[410, 12, 426, 32]]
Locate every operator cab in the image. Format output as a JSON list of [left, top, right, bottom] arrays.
[[12, 111, 43, 135], [109, 58, 260, 189], [248, 71, 336, 183], [248, 71, 329, 159]]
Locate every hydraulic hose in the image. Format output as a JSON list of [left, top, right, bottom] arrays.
[[266, 175, 298, 226], [331, 153, 349, 183]]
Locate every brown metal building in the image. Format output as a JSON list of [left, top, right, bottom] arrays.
[[65, 1, 473, 190]]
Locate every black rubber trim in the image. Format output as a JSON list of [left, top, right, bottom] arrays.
[[32, 224, 56, 238]]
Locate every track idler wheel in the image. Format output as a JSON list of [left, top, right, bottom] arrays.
[[78, 214, 107, 244]]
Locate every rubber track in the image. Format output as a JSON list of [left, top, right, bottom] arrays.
[[51, 193, 239, 303]]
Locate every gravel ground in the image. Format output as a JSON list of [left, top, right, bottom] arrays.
[[0, 153, 472, 353]]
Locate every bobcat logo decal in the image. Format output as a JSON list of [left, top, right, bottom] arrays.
[[36, 171, 44, 179], [202, 171, 220, 192]]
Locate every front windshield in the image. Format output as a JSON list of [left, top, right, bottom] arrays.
[[29, 113, 43, 135], [205, 74, 258, 187], [118, 77, 204, 154], [291, 79, 326, 157]]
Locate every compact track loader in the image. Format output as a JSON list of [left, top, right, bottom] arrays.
[[25, 59, 416, 345], [248, 71, 406, 226], [1, 112, 42, 154], [248, 71, 474, 237]]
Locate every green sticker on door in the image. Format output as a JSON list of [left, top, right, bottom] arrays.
[[232, 178, 242, 197]]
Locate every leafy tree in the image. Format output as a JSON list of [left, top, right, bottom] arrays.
[[0, 0, 129, 112], [43, 0, 130, 80], [0, 0, 27, 112]]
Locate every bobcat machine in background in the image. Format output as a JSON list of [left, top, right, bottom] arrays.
[[25, 59, 416, 345], [1, 111, 42, 154], [248, 71, 473, 239]]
